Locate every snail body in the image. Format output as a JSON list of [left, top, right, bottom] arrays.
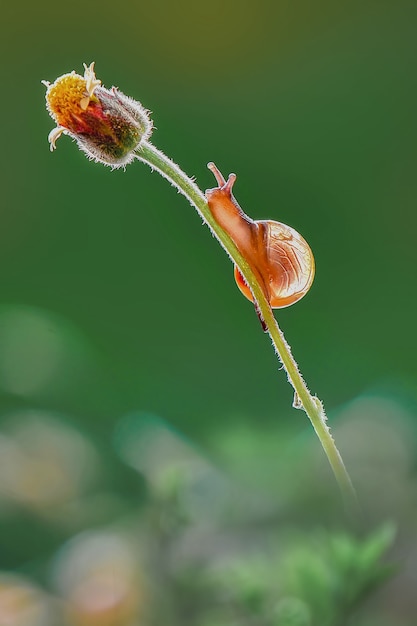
[[205, 163, 315, 309]]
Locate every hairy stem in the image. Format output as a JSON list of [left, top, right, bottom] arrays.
[[136, 140, 357, 511]]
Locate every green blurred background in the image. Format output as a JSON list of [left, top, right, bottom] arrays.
[[1, 1, 417, 624]]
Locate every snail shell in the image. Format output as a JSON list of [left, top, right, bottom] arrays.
[[206, 163, 315, 309]]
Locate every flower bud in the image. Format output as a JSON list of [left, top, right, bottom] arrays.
[[43, 63, 152, 168]]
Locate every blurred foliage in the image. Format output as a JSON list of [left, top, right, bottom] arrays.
[[199, 525, 396, 626], [0, 402, 415, 625]]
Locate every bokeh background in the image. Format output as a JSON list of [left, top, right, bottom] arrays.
[[1, 1, 417, 624]]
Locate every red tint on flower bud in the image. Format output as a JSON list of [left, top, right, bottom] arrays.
[[43, 63, 152, 168]]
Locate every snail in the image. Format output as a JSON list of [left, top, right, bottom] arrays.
[[205, 163, 315, 313]]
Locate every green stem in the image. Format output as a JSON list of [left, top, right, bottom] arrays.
[[136, 141, 357, 511]]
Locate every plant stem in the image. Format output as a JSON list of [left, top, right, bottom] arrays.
[[136, 141, 357, 511]]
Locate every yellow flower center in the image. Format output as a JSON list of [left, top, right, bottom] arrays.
[[45, 63, 103, 129], [46, 72, 90, 127]]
